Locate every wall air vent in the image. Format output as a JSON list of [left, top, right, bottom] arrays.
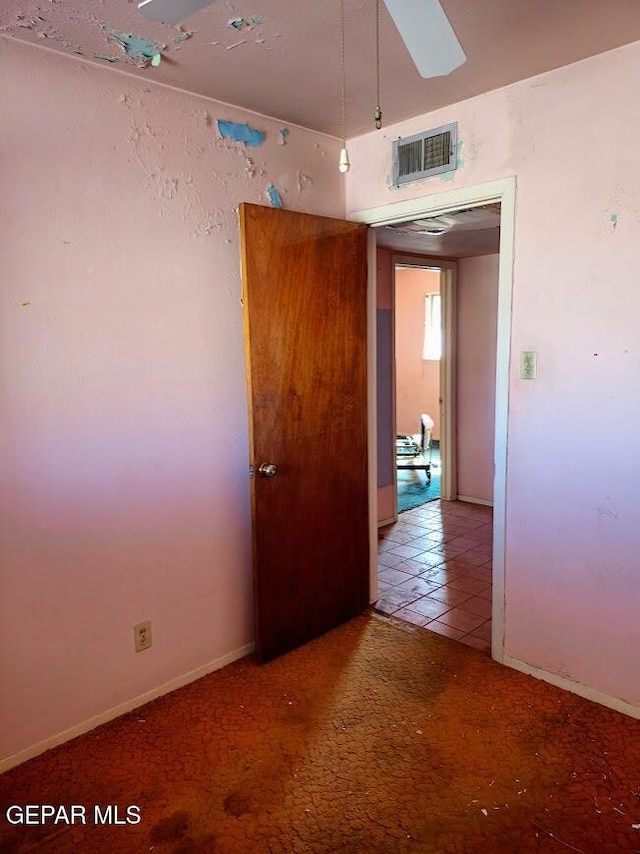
[[392, 122, 457, 186]]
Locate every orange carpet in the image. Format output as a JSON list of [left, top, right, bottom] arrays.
[[2, 613, 640, 853]]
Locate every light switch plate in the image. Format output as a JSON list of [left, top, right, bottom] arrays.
[[520, 351, 538, 380]]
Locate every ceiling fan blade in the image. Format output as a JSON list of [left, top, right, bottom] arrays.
[[137, 0, 216, 25], [383, 0, 465, 78]]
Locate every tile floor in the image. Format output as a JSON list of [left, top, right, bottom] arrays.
[[376, 498, 493, 653]]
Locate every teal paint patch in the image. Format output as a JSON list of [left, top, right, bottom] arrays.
[[229, 17, 264, 30], [610, 213, 618, 228], [151, 53, 162, 66], [217, 120, 265, 147], [267, 186, 283, 209], [174, 32, 193, 43], [440, 140, 465, 183], [109, 31, 166, 60]]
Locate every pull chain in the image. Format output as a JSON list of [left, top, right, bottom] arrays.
[[339, 0, 350, 172], [374, 0, 382, 129]]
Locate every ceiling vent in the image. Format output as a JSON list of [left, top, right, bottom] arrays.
[[392, 122, 457, 186]]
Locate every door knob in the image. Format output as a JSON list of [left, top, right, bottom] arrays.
[[258, 463, 277, 478]]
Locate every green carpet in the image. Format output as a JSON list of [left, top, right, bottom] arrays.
[[397, 466, 441, 513]]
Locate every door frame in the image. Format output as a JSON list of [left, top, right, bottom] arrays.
[[391, 256, 458, 503], [353, 177, 516, 664]]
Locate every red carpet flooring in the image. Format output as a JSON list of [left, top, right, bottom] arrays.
[[2, 613, 640, 853]]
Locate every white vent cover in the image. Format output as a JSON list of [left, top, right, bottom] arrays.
[[392, 122, 457, 186]]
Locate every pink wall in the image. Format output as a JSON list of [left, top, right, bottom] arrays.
[[1, 38, 345, 765], [347, 41, 640, 710], [6, 32, 640, 764], [395, 267, 441, 438], [456, 255, 498, 502]]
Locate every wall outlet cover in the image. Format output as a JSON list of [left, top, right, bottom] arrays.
[[134, 620, 152, 652]]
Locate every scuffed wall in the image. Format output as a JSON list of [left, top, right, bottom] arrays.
[[0, 36, 344, 765], [346, 40, 640, 710]]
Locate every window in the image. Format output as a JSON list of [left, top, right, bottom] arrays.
[[423, 293, 441, 360]]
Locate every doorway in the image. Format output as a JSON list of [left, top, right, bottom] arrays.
[[355, 177, 515, 662], [378, 237, 498, 653], [394, 262, 444, 514]]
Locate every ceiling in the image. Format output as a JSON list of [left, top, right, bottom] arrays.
[[375, 204, 501, 259], [3, 0, 640, 138]]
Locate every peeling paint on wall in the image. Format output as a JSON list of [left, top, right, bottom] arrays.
[[217, 120, 265, 148], [1, 40, 351, 768], [240, 156, 267, 181], [610, 213, 619, 229], [278, 128, 289, 146], [123, 116, 189, 217], [194, 209, 229, 239], [441, 140, 465, 182], [267, 186, 283, 208], [119, 93, 139, 109], [296, 172, 313, 192]]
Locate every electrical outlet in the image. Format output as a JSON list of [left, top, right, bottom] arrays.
[[134, 620, 152, 652]]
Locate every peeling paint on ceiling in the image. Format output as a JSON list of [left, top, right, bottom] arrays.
[[108, 31, 166, 64], [3, 0, 640, 136]]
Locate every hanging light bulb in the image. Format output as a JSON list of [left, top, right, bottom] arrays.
[[338, 0, 350, 173]]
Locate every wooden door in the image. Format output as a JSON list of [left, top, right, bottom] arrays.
[[240, 204, 370, 662]]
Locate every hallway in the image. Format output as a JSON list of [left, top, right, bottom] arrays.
[[377, 499, 493, 652]]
